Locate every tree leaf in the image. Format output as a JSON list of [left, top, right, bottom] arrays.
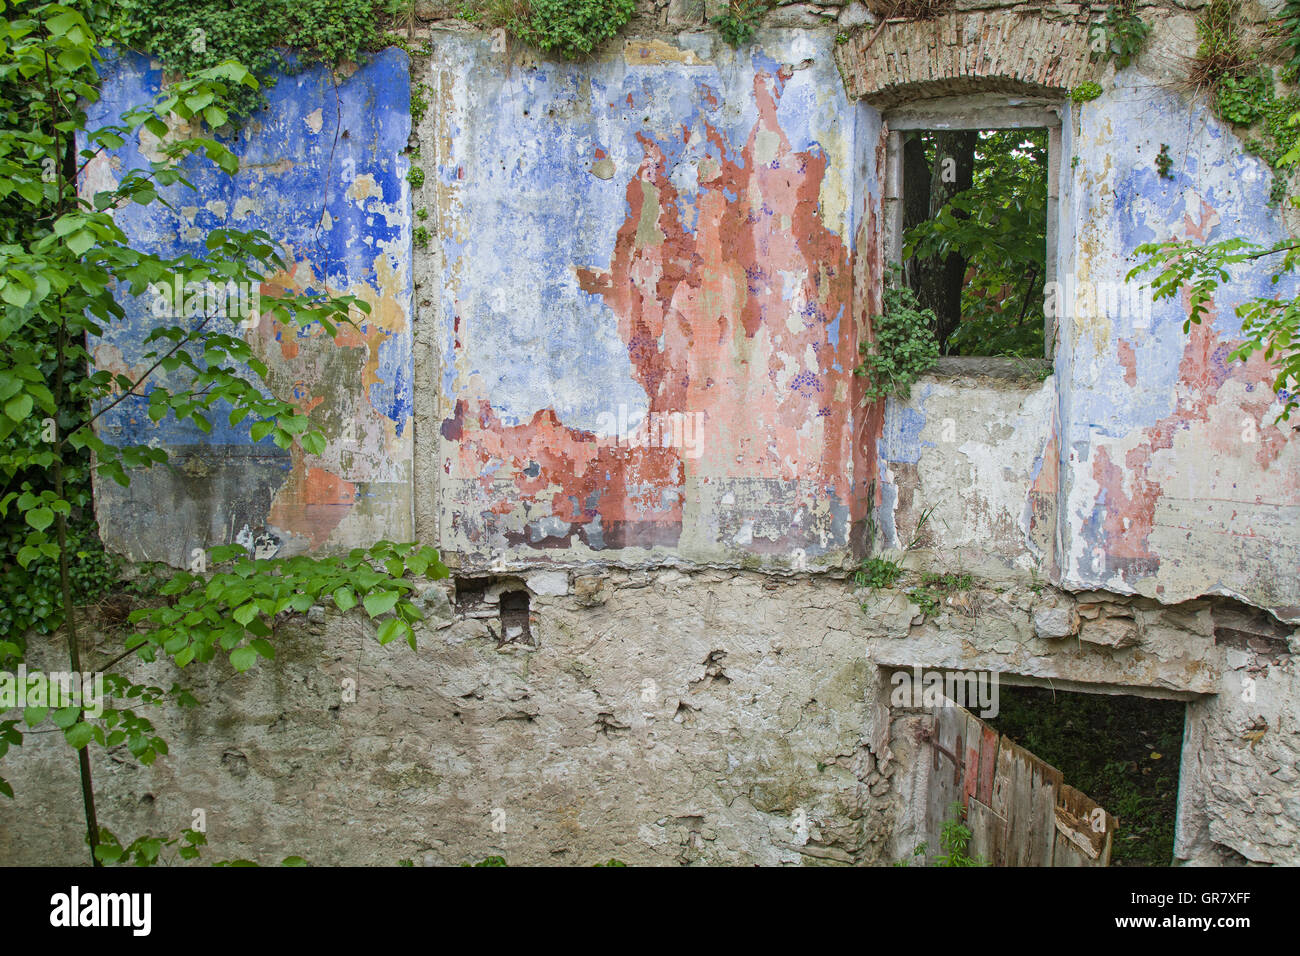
[[229, 646, 257, 672], [64, 722, 95, 750], [332, 587, 356, 611], [363, 590, 399, 618]]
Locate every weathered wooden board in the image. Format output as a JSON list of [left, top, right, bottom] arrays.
[[967, 796, 1004, 867], [1033, 758, 1064, 867], [977, 722, 998, 805], [916, 692, 1111, 867], [1053, 783, 1115, 866], [961, 712, 982, 806]]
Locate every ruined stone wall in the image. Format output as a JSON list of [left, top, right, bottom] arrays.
[[2, 2, 1299, 866]]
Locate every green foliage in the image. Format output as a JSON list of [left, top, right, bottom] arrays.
[[1194, 0, 1247, 79], [1129, 237, 1300, 421], [854, 269, 939, 401], [922, 570, 971, 591], [854, 556, 903, 590], [93, 826, 207, 865], [711, 0, 768, 49], [464, 855, 509, 866], [498, 0, 635, 60], [1217, 71, 1271, 125], [935, 802, 983, 866], [594, 858, 627, 866], [907, 589, 938, 617], [125, 541, 448, 669], [1090, 3, 1150, 71], [1285, 1, 1300, 72], [408, 165, 425, 189], [414, 224, 431, 248], [0, 515, 117, 648], [109, 0, 386, 120], [1191, 2, 1300, 204], [907, 571, 971, 618], [1155, 143, 1173, 179], [0, 2, 450, 868], [896, 802, 985, 866], [1214, 67, 1300, 200], [410, 80, 431, 126], [1070, 81, 1103, 104], [903, 129, 1048, 358]]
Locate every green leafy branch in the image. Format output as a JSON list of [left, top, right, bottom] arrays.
[[1128, 237, 1300, 421]]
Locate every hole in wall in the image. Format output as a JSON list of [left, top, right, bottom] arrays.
[[454, 576, 492, 610], [498, 590, 532, 645], [983, 685, 1185, 867]]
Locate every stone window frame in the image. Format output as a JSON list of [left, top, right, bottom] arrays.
[[881, 92, 1064, 361]]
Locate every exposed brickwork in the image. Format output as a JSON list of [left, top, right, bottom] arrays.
[[835, 9, 1096, 105]]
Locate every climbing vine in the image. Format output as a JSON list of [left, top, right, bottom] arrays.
[[1189, 0, 1300, 205], [109, 0, 387, 118]]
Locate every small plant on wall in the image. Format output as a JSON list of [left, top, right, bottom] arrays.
[[1183, 0, 1300, 205], [1089, 1, 1150, 70], [711, 0, 769, 48], [854, 268, 939, 402], [472, 0, 635, 60]]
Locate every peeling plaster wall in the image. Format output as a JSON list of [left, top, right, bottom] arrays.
[[424, 31, 862, 567], [2, 572, 898, 866], [86, 51, 414, 566], [877, 367, 1058, 581], [1057, 78, 1300, 620]]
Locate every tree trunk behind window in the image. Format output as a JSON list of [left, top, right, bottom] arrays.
[[903, 131, 975, 353]]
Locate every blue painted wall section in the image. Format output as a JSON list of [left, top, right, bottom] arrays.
[[83, 51, 413, 564]]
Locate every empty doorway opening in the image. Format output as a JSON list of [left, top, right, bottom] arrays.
[[982, 684, 1186, 866]]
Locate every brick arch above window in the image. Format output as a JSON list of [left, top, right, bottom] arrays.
[[835, 11, 1095, 106]]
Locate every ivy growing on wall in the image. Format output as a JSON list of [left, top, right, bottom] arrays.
[[109, 0, 387, 118], [1187, 0, 1300, 205], [463, 0, 634, 60], [1089, 2, 1150, 71], [854, 269, 940, 402]]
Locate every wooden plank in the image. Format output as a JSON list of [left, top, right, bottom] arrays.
[[937, 702, 965, 792], [1098, 809, 1118, 866], [989, 735, 1015, 867], [961, 712, 982, 806], [1006, 742, 1034, 867], [1054, 783, 1108, 864], [921, 713, 945, 861], [966, 796, 1003, 867], [1052, 828, 1087, 867], [977, 722, 998, 805], [1032, 757, 1063, 867], [927, 700, 965, 861]]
